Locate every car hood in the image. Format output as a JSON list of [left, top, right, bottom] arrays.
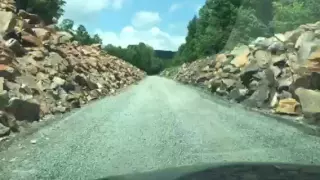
[[96, 162, 320, 180]]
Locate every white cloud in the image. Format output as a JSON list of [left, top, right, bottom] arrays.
[[62, 0, 125, 22], [169, 3, 182, 13], [112, 0, 125, 9], [95, 26, 185, 51], [168, 24, 176, 29], [131, 11, 161, 28]]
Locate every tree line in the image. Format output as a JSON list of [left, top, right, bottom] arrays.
[[58, 19, 103, 45], [103, 43, 173, 75], [170, 0, 320, 66]]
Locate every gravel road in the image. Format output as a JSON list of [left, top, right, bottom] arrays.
[[1, 76, 320, 180]]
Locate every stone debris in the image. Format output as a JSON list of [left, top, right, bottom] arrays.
[[163, 20, 320, 124], [0, 1, 146, 137]]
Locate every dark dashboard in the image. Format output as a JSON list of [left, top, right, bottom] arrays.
[[97, 162, 320, 180]]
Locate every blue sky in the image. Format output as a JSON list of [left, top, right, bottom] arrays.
[[60, 0, 205, 50]]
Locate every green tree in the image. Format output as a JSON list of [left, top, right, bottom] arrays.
[[74, 25, 92, 45], [103, 43, 166, 75], [175, 16, 199, 63], [272, 0, 320, 33], [92, 34, 103, 44], [59, 19, 74, 31], [171, 0, 274, 66], [28, 0, 66, 24]]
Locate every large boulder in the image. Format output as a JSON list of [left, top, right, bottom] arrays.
[[295, 88, 320, 123], [5, 98, 40, 122], [243, 84, 271, 108], [0, 64, 18, 81], [229, 86, 248, 102], [73, 74, 97, 90], [275, 98, 300, 115], [0, 11, 16, 36], [230, 45, 250, 68], [5, 38, 26, 56], [0, 123, 10, 137], [53, 31, 73, 44], [32, 28, 51, 41], [240, 62, 260, 86]]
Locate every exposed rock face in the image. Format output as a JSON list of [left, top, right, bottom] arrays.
[[162, 20, 320, 124], [0, 1, 146, 136]]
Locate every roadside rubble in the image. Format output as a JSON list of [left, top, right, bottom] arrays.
[[162, 21, 320, 127], [0, 0, 145, 138]]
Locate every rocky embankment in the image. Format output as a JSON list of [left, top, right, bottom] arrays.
[[0, 0, 145, 138], [162, 21, 320, 127]]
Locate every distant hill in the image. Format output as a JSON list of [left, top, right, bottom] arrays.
[[154, 50, 176, 60]]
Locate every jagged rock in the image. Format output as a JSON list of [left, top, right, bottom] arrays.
[[278, 90, 292, 100], [52, 105, 67, 114], [74, 74, 98, 90], [0, 11, 16, 35], [0, 110, 17, 131], [230, 46, 250, 68], [54, 31, 73, 44], [0, 45, 15, 64], [240, 62, 260, 86], [32, 28, 50, 41], [50, 76, 65, 89], [270, 65, 281, 79], [307, 48, 320, 72], [0, 90, 9, 109], [275, 98, 300, 115], [270, 92, 279, 108], [5, 38, 26, 56], [244, 84, 270, 108], [295, 31, 315, 49], [16, 74, 39, 94], [221, 78, 237, 90], [263, 68, 277, 87], [284, 29, 304, 43], [208, 78, 221, 92], [89, 89, 101, 99], [0, 64, 17, 80], [45, 52, 68, 67], [216, 86, 228, 96], [295, 88, 320, 123], [18, 10, 42, 25], [196, 73, 214, 84], [252, 37, 273, 49], [222, 64, 239, 73], [253, 50, 272, 67], [0, 123, 10, 137], [21, 31, 42, 47], [289, 76, 311, 93], [29, 50, 45, 60], [272, 54, 287, 66], [268, 41, 286, 54], [215, 54, 228, 69], [6, 98, 40, 122], [229, 87, 248, 102]]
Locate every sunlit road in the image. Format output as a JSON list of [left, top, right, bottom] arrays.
[[1, 76, 320, 180]]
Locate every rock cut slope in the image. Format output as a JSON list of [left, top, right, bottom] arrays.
[[162, 21, 320, 127], [0, 0, 145, 138]]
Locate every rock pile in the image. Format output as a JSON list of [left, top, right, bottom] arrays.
[[0, 0, 145, 137], [164, 21, 320, 125]]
